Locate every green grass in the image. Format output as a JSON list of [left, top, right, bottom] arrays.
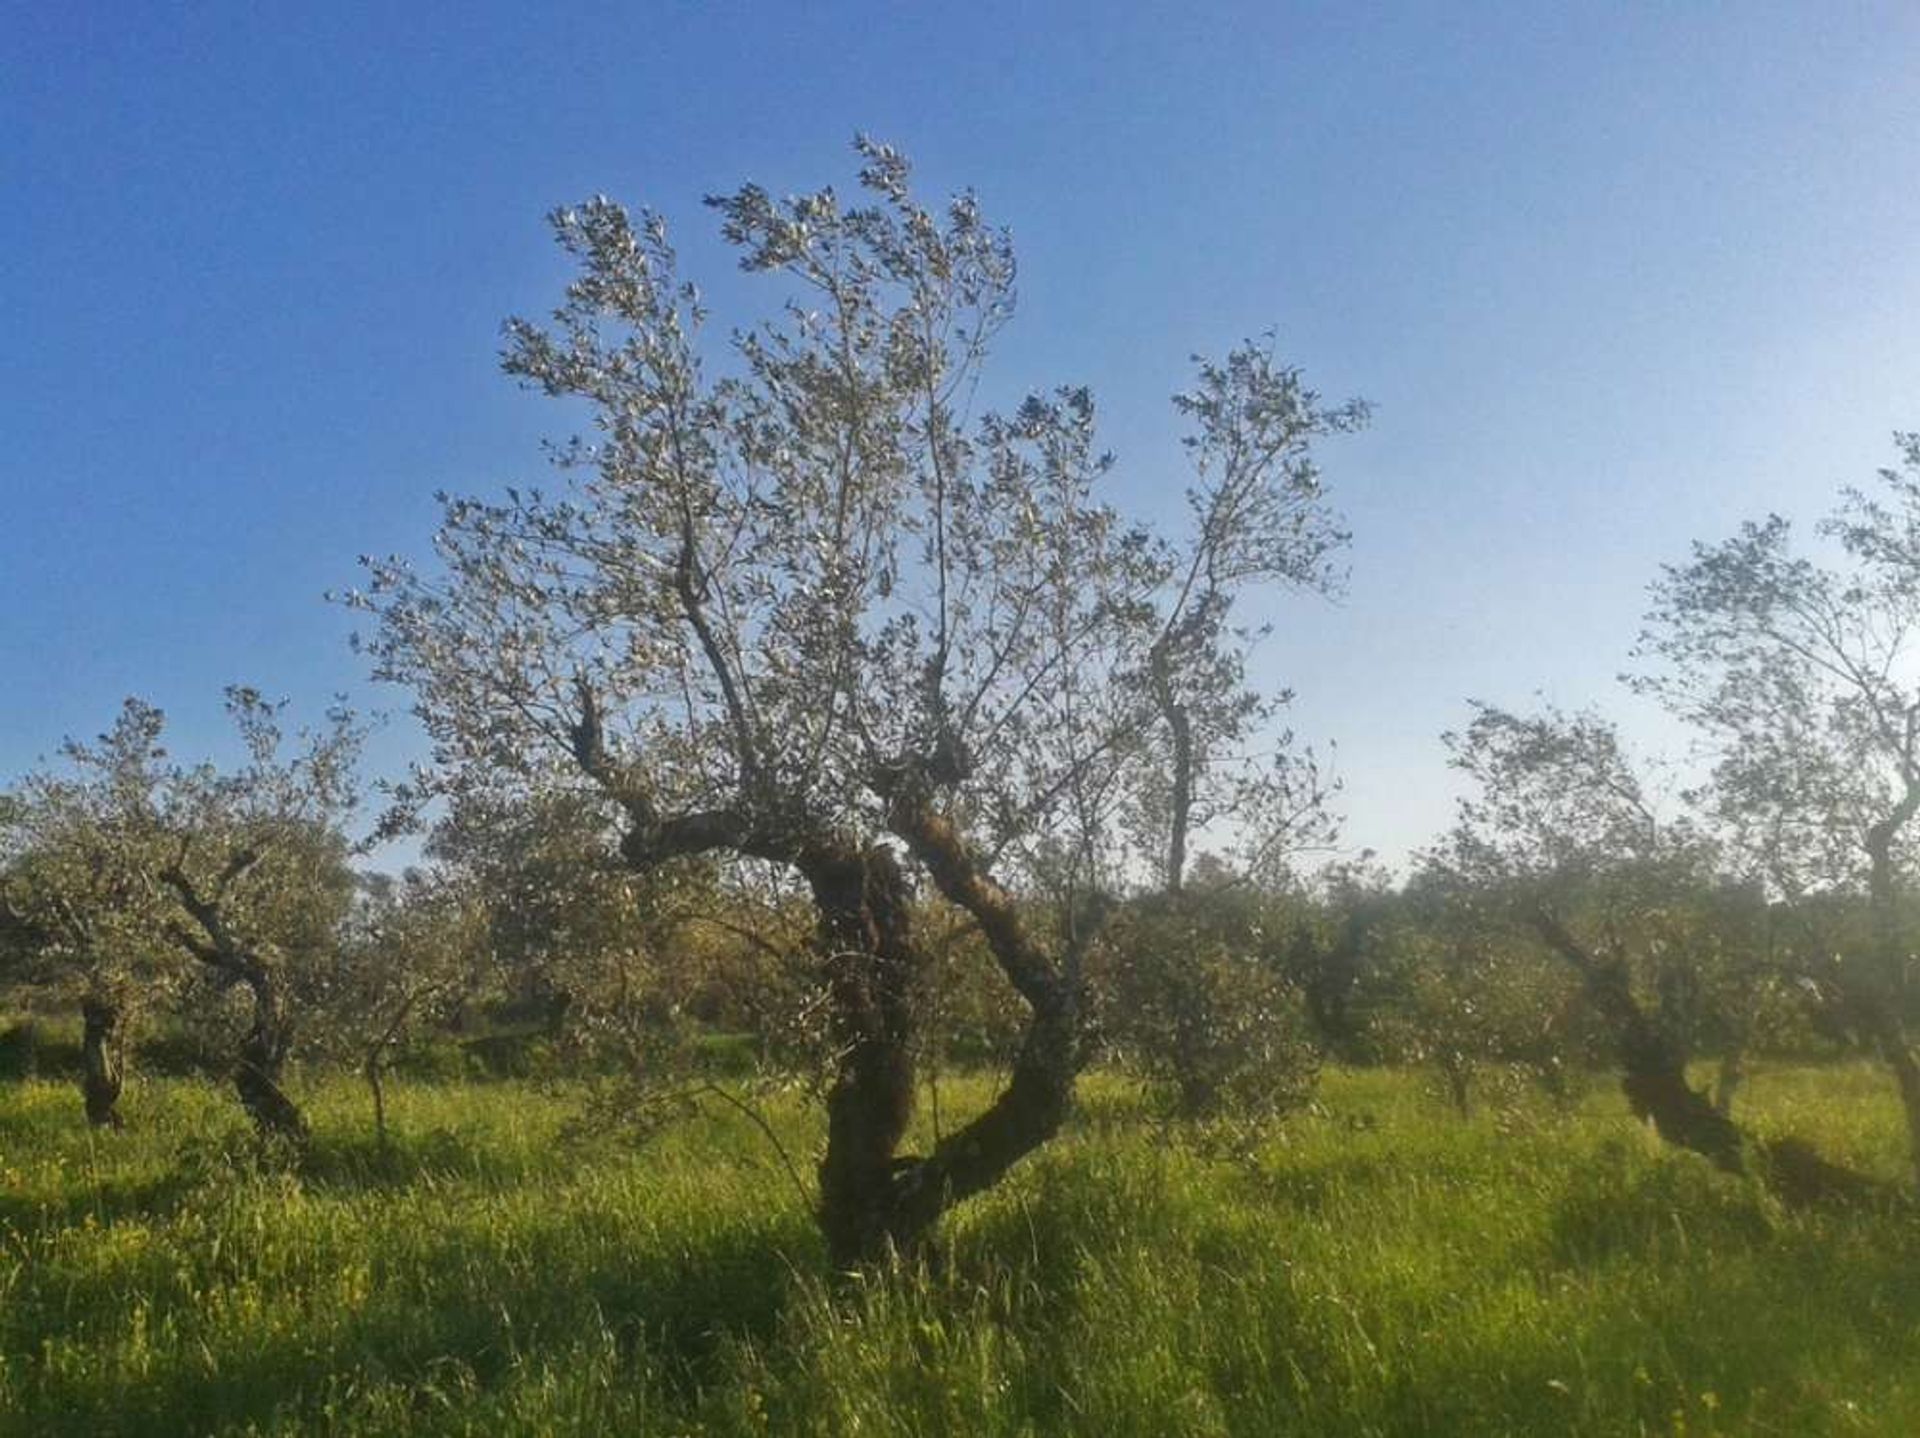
[[3, 1064, 1918, 1435]]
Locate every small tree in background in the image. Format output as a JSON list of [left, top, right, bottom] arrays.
[[1280, 859, 1399, 1061], [0, 705, 176, 1127], [1134, 343, 1364, 899], [149, 690, 361, 1144], [1380, 874, 1591, 1118], [1097, 880, 1320, 1122], [1435, 702, 1863, 1198], [312, 868, 493, 1143], [424, 784, 668, 1038]]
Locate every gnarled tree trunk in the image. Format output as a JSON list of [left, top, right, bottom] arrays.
[[1534, 907, 1874, 1202], [806, 842, 928, 1266], [161, 860, 308, 1145], [599, 740, 1086, 1268], [872, 781, 1084, 1267], [233, 964, 306, 1144], [80, 995, 125, 1129], [1534, 910, 1747, 1172], [801, 828, 1084, 1269]]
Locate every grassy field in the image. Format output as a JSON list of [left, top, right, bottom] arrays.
[[3, 1064, 1919, 1436]]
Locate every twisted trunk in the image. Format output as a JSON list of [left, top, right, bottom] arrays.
[[80, 996, 125, 1129], [160, 861, 307, 1144], [1534, 908, 1874, 1201], [874, 783, 1082, 1265], [604, 759, 1083, 1266], [1533, 910, 1746, 1171], [801, 824, 1083, 1269], [232, 963, 306, 1143]]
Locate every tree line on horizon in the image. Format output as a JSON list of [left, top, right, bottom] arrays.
[[6, 142, 1920, 1267]]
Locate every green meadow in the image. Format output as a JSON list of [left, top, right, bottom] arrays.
[[3, 1066, 1918, 1437]]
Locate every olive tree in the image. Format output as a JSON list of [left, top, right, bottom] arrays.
[[351, 141, 1350, 1264], [1097, 881, 1321, 1121], [1096, 344, 1360, 1123], [0, 703, 174, 1127], [423, 784, 661, 1033], [149, 690, 361, 1143], [312, 868, 492, 1143], [6, 692, 360, 1141], [1635, 435, 1920, 1184], [1382, 873, 1591, 1118], [1434, 703, 1858, 1196], [1137, 343, 1363, 896]]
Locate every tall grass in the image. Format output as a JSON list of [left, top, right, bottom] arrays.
[[2, 1064, 1916, 1435]]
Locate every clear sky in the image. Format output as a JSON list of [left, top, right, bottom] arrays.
[[6, 3, 1920, 872]]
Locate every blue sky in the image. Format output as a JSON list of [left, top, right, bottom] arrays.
[[6, 3, 1919, 870]]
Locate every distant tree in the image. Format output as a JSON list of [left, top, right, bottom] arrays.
[[0, 704, 174, 1126], [149, 690, 361, 1143], [1097, 339, 1360, 1122], [1097, 878, 1320, 1121], [5, 693, 359, 1141], [1434, 702, 1860, 1197], [1382, 871, 1591, 1118], [1135, 343, 1363, 896], [425, 784, 659, 1031], [349, 141, 1355, 1264], [1634, 435, 1920, 1184], [1281, 859, 1399, 1059], [312, 868, 492, 1143], [426, 781, 830, 1108]]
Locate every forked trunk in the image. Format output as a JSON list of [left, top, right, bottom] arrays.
[[80, 996, 125, 1129], [806, 810, 1084, 1269], [602, 765, 1084, 1267], [876, 788, 1084, 1266], [886, 976, 1078, 1253]]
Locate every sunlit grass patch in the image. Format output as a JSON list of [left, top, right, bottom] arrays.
[[4, 1064, 1919, 1435]]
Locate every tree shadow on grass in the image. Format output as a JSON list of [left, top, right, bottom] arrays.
[[294, 1125, 536, 1194], [1544, 1137, 1913, 1270], [1481, 1192, 1920, 1435], [0, 1167, 207, 1235], [5, 1210, 815, 1438]]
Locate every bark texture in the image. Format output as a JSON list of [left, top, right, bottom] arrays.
[[232, 965, 306, 1143], [80, 996, 125, 1129], [610, 772, 1084, 1267]]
